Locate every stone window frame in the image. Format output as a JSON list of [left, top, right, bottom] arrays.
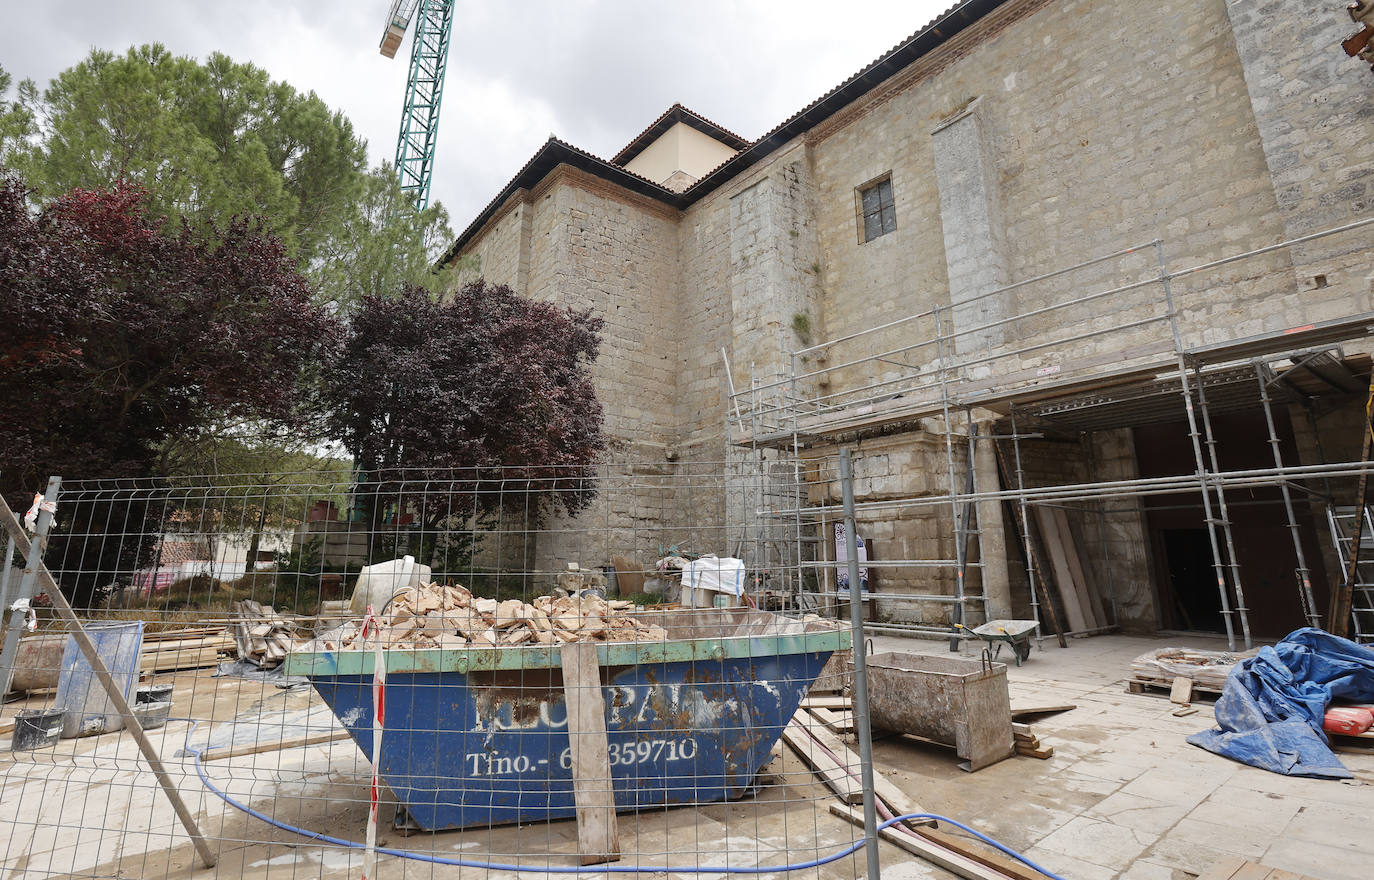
[[855, 173, 896, 243]]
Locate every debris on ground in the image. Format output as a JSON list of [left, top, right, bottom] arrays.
[[230, 600, 302, 668], [1129, 645, 1251, 692], [1322, 705, 1373, 735], [1013, 722, 1054, 758], [328, 581, 670, 650], [554, 562, 605, 595], [1188, 627, 1374, 778]]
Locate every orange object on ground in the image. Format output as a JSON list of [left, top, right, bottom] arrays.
[[1322, 706, 1374, 736]]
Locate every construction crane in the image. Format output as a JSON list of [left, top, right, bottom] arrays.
[[379, 0, 455, 210]]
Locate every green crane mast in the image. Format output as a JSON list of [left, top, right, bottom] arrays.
[[379, 0, 455, 210]]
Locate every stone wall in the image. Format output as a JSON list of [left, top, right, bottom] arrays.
[[1225, 0, 1374, 350], [443, 0, 1370, 624], [1001, 429, 1157, 632], [799, 0, 1326, 405], [801, 427, 1015, 628]]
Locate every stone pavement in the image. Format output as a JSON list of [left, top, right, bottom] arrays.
[[0, 631, 1368, 879], [867, 631, 1372, 880]]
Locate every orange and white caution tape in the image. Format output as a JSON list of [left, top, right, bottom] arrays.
[[22, 493, 55, 532]]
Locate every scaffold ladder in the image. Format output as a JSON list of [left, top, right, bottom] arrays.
[[1326, 506, 1374, 642], [1330, 369, 1374, 639]]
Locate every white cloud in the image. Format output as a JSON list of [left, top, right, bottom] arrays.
[[2, 0, 947, 233]]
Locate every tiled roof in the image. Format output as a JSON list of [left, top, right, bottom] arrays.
[[440, 0, 1006, 267], [609, 103, 751, 166]]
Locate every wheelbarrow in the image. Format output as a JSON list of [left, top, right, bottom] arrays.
[[955, 619, 1038, 666]]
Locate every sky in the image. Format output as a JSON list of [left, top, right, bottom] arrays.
[[0, 0, 949, 235]]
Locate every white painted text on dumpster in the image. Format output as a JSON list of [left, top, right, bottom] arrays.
[[464, 737, 699, 777]]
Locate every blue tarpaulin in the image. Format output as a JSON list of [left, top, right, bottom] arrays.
[[1187, 628, 1374, 778]]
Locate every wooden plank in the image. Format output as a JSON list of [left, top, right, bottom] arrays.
[[808, 706, 853, 733], [834, 802, 1045, 880], [1045, 507, 1100, 628], [916, 826, 1054, 880], [560, 642, 620, 865], [1033, 508, 1092, 632], [142, 627, 229, 642], [829, 803, 1008, 880], [200, 728, 352, 761], [1051, 507, 1106, 626], [801, 694, 852, 709], [780, 718, 863, 805], [140, 644, 229, 673], [1010, 704, 1076, 720], [796, 711, 933, 826], [1127, 679, 1222, 701], [1169, 676, 1194, 705], [993, 438, 1068, 649]]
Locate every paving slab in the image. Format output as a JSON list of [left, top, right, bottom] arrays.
[[866, 631, 1374, 879], [1, 630, 1369, 879]]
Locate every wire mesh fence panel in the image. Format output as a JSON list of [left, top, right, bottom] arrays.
[[0, 460, 897, 880]]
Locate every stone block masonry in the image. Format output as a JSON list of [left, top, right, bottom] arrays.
[[444, 0, 1373, 627]]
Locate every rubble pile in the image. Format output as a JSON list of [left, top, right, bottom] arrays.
[[335, 582, 669, 650], [231, 600, 302, 668]]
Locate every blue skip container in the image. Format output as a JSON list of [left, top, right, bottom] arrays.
[[283, 608, 847, 832]]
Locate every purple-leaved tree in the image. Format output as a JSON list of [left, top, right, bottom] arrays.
[[323, 282, 606, 565]]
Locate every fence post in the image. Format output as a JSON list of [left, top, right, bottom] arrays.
[[840, 448, 882, 879]]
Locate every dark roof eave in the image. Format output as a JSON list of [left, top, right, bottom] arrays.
[[438, 139, 689, 268], [683, 0, 1000, 201], [609, 103, 751, 166], [439, 0, 1006, 269]]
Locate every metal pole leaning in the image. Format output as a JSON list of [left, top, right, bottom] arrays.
[[0, 535, 15, 608], [0, 490, 218, 869], [840, 448, 882, 880]]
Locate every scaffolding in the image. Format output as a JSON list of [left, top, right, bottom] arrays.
[[727, 216, 1374, 651]]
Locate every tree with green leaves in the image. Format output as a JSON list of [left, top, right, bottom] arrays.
[[310, 163, 457, 311], [0, 64, 36, 167], [0, 176, 341, 604], [10, 44, 455, 308]]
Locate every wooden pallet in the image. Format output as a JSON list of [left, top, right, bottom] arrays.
[[1332, 729, 1374, 751], [1126, 677, 1223, 701]]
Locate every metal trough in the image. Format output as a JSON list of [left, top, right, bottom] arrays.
[[283, 608, 847, 831], [866, 651, 1014, 772]]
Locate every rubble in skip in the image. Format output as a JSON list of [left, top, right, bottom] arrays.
[[329, 582, 670, 650]]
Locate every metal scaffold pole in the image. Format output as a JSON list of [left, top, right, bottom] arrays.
[[1190, 361, 1252, 649], [934, 305, 969, 651], [1255, 361, 1322, 628], [1155, 240, 1246, 651]]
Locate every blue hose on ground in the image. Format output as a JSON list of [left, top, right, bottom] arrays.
[[185, 727, 1066, 878]]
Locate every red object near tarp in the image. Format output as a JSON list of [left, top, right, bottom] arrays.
[[1322, 706, 1374, 736]]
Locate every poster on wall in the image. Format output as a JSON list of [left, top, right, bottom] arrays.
[[834, 522, 869, 595]]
